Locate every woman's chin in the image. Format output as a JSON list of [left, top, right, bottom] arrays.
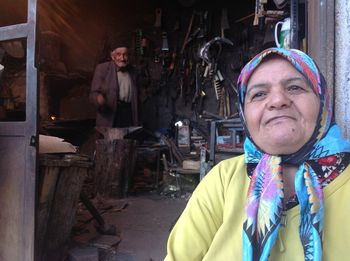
[[258, 135, 305, 155], [265, 146, 300, 155]]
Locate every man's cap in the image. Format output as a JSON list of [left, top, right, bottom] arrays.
[[110, 38, 130, 52]]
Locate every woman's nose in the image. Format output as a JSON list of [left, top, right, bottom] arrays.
[[267, 90, 292, 109]]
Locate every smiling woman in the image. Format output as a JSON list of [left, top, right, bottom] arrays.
[[243, 55, 320, 155], [164, 48, 350, 261]]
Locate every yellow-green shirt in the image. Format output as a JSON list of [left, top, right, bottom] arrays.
[[165, 155, 350, 261]]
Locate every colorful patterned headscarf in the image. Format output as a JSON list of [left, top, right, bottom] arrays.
[[238, 48, 350, 261]]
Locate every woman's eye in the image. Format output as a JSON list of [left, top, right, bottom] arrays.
[[251, 92, 266, 100], [287, 85, 305, 92]]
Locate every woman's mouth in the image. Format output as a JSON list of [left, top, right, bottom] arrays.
[[265, 115, 295, 125]]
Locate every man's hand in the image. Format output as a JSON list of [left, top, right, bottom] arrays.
[[97, 93, 106, 106]]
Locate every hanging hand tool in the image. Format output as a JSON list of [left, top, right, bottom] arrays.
[[154, 8, 162, 28], [220, 8, 230, 38], [198, 37, 234, 100], [254, 0, 268, 30], [161, 32, 169, 52], [181, 12, 195, 54]]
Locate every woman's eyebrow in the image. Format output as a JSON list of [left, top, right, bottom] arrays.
[[246, 76, 308, 95], [282, 76, 307, 85]]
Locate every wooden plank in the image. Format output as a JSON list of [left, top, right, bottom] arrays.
[[42, 166, 88, 261], [35, 166, 60, 261]]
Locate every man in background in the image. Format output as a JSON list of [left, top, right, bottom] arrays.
[[90, 40, 139, 128]]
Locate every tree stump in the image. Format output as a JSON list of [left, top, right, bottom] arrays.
[[95, 139, 137, 198]]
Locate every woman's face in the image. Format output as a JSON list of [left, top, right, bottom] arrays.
[[243, 57, 320, 155]]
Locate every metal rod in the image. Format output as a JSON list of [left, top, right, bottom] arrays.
[[290, 0, 299, 49]]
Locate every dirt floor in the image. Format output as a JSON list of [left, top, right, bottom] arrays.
[[71, 191, 189, 261]]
